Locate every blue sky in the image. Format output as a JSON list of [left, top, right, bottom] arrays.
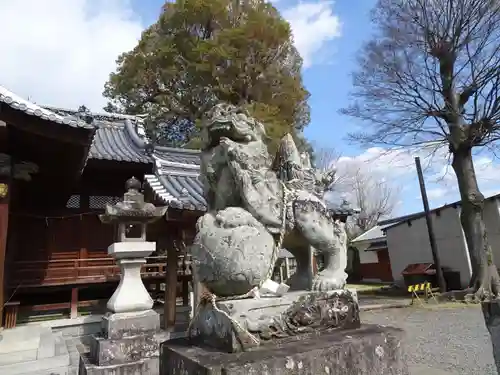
[[0, 0, 499, 218], [130, 0, 376, 156]]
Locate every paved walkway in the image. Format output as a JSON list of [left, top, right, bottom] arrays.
[[361, 305, 497, 375]]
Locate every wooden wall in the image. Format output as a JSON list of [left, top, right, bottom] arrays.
[[6, 198, 199, 290], [358, 248, 394, 282], [7, 210, 115, 288]]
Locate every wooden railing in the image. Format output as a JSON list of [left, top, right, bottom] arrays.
[[8, 254, 192, 288], [3, 253, 194, 328]]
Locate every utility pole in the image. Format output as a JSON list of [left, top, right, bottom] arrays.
[[415, 157, 447, 293]]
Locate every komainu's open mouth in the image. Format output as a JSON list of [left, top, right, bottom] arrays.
[[207, 120, 250, 149]]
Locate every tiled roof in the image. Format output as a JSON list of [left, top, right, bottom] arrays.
[[145, 173, 206, 211], [351, 225, 389, 243], [0, 86, 93, 129], [89, 120, 153, 164], [324, 190, 359, 216], [145, 151, 206, 211], [146, 149, 358, 216], [154, 146, 202, 165], [365, 240, 388, 252], [45, 106, 153, 165], [381, 192, 500, 232], [351, 213, 424, 243], [43, 106, 147, 123], [326, 202, 358, 216]]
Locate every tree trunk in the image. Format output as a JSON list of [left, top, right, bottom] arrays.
[[451, 147, 500, 298]]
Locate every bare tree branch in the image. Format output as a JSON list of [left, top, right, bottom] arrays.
[[341, 0, 500, 299], [314, 146, 400, 239]]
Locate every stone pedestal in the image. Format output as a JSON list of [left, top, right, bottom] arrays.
[[161, 324, 408, 375], [189, 289, 360, 353], [79, 240, 162, 375], [107, 241, 156, 313], [79, 310, 162, 375]]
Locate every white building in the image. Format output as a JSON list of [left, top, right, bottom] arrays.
[[351, 214, 420, 283], [384, 194, 500, 288]]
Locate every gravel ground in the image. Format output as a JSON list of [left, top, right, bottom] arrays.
[[359, 295, 412, 307], [361, 305, 497, 375]]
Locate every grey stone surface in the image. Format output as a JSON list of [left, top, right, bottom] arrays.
[[102, 309, 160, 339], [192, 206, 277, 297], [38, 327, 57, 358], [52, 315, 103, 338], [0, 332, 70, 375], [72, 329, 187, 375], [190, 290, 360, 353], [0, 348, 38, 365], [90, 333, 159, 366], [48, 306, 189, 338], [193, 102, 350, 298], [161, 324, 408, 375], [361, 305, 497, 375], [66, 335, 85, 375], [80, 310, 163, 375], [79, 353, 159, 375], [99, 176, 167, 228], [483, 301, 500, 373]]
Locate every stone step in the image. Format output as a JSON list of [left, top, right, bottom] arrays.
[[79, 352, 159, 375], [0, 348, 38, 365], [0, 326, 52, 366], [46, 307, 190, 338], [37, 328, 56, 359], [0, 326, 46, 353], [0, 334, 70, 375]]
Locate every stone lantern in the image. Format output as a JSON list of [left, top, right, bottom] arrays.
[[99, 176, 167, 313], [79, 177, 168, 375]]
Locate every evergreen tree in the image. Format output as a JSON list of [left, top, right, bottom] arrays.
[[104, 0, 310, 152]]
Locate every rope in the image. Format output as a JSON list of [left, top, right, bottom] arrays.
[[188, 182, 293, 344]]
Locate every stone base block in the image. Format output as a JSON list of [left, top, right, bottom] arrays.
[[89, 334, 159, 366], [102, 309, 160, 339], [161, 324, 408, 375], [190, 289, 360, 353], [79, 309, 162, 374], [79, 353, 159, 375]]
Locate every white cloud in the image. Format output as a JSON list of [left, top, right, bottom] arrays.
[[331, 145, 500, 212], [333, 144, 449, 185], [282, 1, 342, 68], [0, 0, 143, 110], [0, 0, 340, 110], [420, 187, 448, 200]]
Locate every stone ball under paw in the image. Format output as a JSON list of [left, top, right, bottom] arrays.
[[191, 207, 276, 297]]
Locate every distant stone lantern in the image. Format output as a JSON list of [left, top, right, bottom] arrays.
[[99, 177, 167, 313]]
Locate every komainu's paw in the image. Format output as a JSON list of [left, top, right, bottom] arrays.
[[312, 270, 347, 292], [286, 271, 312, 291]]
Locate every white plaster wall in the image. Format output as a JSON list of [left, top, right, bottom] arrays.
[[386, 205, 471, 288], [353, 240, 380, 264], [359, 249, 378, 264], [483, 198, 500, 269]]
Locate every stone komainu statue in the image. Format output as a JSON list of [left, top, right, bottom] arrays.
[[191, 103, 348, 297]]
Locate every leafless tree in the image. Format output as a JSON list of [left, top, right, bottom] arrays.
[[314, 146, 400, 240], [348, 171, 399, 239], [341, 0, 500, 299], [314, 146, 341, 172]]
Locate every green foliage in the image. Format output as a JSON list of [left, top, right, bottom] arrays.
[[103, 0, 310, 149]]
